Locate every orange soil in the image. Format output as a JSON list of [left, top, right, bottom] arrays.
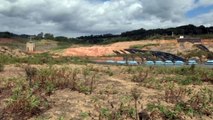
[[63, 39, 213, 57], [63, 40, 177, 56]]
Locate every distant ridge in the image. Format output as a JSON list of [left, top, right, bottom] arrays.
[[1, 24, 213, 44]]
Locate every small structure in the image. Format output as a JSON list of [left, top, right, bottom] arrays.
[[177, 36, 201, 43], [26, 41, 35, 52], [179, 36, 184, 39]]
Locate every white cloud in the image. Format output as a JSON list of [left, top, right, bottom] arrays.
[[196, 0, 213, 6], [0, 0, 212, 37]]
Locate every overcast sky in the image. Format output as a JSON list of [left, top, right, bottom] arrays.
[[0, 0, 213, 37]]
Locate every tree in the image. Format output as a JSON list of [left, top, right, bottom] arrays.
[[55, 36, 68, 41], [44, 33, 54, 40], [37, 32, 44, 39]]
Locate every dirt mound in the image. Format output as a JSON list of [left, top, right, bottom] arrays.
[[0, 46, 27, 57]]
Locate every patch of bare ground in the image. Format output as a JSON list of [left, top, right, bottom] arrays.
[[0, 65, 25, 79]]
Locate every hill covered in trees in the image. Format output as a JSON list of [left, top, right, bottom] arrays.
[[1, 24, 213, 44], [78, 24, 213, 44]]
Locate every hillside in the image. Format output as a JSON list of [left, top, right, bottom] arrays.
[[63, 39, 213, 57]]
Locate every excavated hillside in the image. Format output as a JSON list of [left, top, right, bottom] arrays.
[[63, 39, 213, 57]]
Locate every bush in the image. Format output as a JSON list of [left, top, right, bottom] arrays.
[[30, 66, 98, 95], [25, 65, 37, 87], [174, 88, 213, 116], [147, 103, 182, 120]]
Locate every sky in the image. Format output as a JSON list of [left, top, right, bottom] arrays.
[[0, 0, 213, 37]]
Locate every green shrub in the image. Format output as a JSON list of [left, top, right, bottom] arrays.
[[79, 112, 89, 119], [0, 54, 17, 64], [179, 75, 202, 85], [45, 81, 55, 96], [142, 77, 162, 90], [147, 103, 181, 119], [132, 70, 148, 83]]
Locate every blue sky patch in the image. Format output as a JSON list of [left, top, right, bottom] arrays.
[[186, 4, 213, 17]]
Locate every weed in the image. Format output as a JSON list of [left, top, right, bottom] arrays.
[[57, 115, 65, 120], [34, 66, 99, 95], [79, 112, 90, 119], [132, 70, 148, 83], [165, 86, 186, 104], [105, 67, 114, 76], [126, 66, 136, 74], [163, 73, 203, 85], [189, 64, 196, 73], [45, 81, 55, 96], [25, 65, 37, 87], [0, 63, 4, 72], [2, 86, 48, 120], [99, 107, 110, 118], [78, 71, 98, 94], [82, 67, 90, 80], [147, 103, 182, 120], [201, 71, 213, 84], [174, 88, 213, 117], [179, 75, 202, 85], [97, 101, 136, 120], [187, 88, 213, 116], [131, 88, 141, 120], [142, 77, 162, 90], [89, 73, 96, 94]]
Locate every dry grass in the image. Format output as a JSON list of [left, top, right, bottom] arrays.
[[0, 63, 212, 120]]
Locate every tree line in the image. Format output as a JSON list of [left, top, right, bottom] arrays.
[[1, 24, 213, 44]]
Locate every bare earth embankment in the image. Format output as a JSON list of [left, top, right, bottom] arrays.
[[63, 39, 213, 57]]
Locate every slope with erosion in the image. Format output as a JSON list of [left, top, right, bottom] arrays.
[[63, 39, 213, 57]]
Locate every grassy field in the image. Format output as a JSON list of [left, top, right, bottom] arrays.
[[0, 56, 212, 120]]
